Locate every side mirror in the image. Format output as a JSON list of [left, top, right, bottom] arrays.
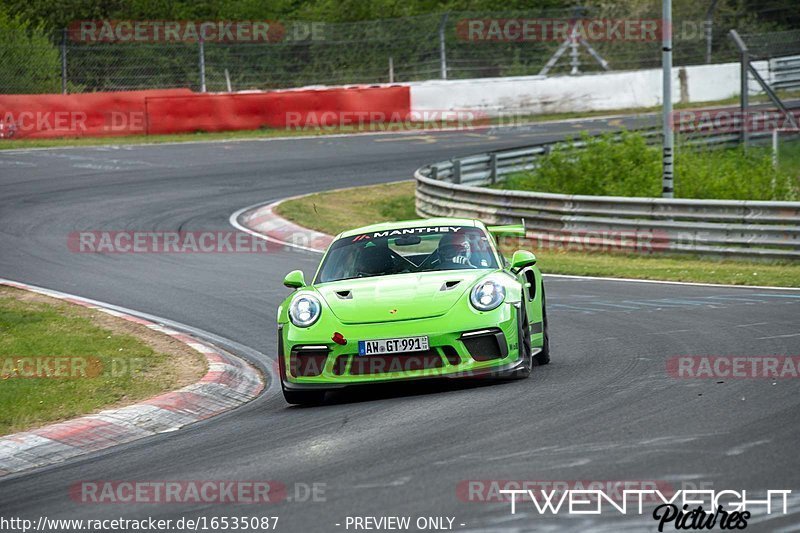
[[283, 270, 306, 288], [510, 250, 537, 270]]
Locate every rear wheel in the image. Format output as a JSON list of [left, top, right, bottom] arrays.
[[533, 290, 551, 366]]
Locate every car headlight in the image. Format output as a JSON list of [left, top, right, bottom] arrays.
[[470, 279, 506, 311], [289, 294, 322, 327]]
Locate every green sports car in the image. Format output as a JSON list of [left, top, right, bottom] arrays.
[[277, 217, 549, 405]]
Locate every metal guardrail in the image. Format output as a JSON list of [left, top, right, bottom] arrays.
[[414, 129, 800, 259], [771, 55, 800, 91]]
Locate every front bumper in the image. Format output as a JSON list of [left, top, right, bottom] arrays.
[[280, 303, 543, 388]]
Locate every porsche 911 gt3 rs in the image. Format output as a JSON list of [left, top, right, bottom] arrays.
[[277, 217, 549, 404]]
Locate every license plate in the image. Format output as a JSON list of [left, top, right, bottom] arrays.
[[358, 336, 429, 356]]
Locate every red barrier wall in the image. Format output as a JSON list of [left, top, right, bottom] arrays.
[[144, 86, 411, 134], [0, 86, 411, 139], [0, 89, 193, 139]]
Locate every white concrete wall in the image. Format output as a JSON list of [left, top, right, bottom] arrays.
[[409, 61, 769, 116]]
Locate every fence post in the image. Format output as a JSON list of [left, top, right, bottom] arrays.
[[489, 153, 498, 184], [224, 69, 232, 92], [452, 159, 461, 184], [389, 56, 394, 83], [704, 0, 719, 64], [61, 28, 68, 94], [729, 30, 749, 150], [199, 37, 207, 93], [661, 0, 675, 199], [438, 14, 448, 80]]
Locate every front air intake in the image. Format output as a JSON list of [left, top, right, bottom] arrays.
[[460, 329, 508, 361], [289, 346, 330, 377]]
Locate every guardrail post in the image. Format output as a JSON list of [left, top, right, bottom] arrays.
[[430, 166, 438, 180], [489, 153, 498, 184], [452, 159, 461, 184]]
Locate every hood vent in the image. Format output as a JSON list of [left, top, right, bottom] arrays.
[[440, 280, 461, 291]]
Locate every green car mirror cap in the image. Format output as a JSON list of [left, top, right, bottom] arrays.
[[283, 269, 306, 288], [510, 250, 537, 270]]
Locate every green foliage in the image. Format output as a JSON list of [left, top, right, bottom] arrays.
[[503, 132, 662, 197], [500, 131, 800, 201], [676, 143, 799, 201], [2, 0, 565, 29], [0, 8, 61, 93]]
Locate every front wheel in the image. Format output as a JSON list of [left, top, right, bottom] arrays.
[[508, 303, 532, 379]]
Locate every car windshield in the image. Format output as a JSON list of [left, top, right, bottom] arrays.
[[315, 225, 498, 283]]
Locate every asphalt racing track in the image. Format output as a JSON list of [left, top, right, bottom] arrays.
[[1, 116, 799, 532]]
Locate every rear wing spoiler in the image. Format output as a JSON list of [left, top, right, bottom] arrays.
[[487, 221, 526, 236]]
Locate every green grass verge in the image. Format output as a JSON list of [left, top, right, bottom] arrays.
[[0, 127, 347, 151], [275, 182, 418, 235], [275, 181, 800, 288], [0, 287, 206, 435]]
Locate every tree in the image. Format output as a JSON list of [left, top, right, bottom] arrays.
[[0, 8, 61, 93]]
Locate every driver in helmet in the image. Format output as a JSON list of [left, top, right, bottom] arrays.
[[437, 232, 476, 268]]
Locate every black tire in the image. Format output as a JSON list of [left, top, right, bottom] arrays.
[[509, 303, 532, 379], [281, 384, 326, 406], [534, 290, 551, 366]]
